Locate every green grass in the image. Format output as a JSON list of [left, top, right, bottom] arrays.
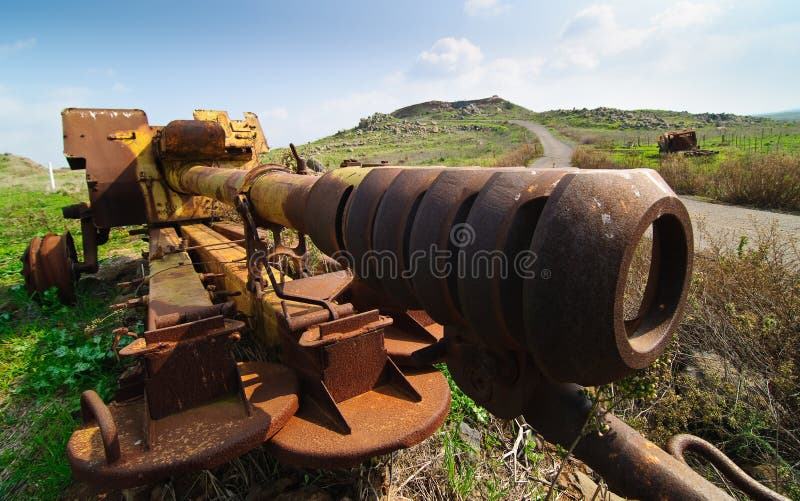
[[263, 117, 541, 169], [0, 171, 146, 499]]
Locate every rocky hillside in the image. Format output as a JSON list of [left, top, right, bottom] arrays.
[[536, 107, 769, 130]]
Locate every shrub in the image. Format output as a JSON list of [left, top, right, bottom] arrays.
[[712, 152, 800, 211], [658, 155, 711, 195], [617, 227, 800, 496], [492, 143, 539, 167], [570, 145, 617, 169]]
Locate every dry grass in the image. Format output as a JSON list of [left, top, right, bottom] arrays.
[[570, 146, 617, 170], [573, 147, 800, 212], [491, 143, 541, 167], [570, 145, 648, 170], [712, 152, 800, 211], [614, 224, 800, 498]]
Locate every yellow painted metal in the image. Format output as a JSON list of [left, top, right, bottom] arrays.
[[118, 110, 270, 224], [319, 166, 372, 186], [180, 224, 319, 346], [247, 170, 316, 231], [192, 110, 269, 155], [111, 123, 213, 223], [164, 165, 249, 206], [147, 246, 213, 331], [164, 162, 374, 237]]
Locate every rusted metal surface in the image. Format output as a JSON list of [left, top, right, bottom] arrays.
[[248, 169, 317, 232], [408, 168, 496, 325], [370, 168, 445, 307], [127, 316, 246, 420], [79, 390, 121, 464], [658, 129, 698, 153], [382, 309, 444, 366], [62, 108, 149, 227], [67, 362, 298, 489], [523, 382, 733, 500], [159, 120, 226, 161], [459, 168, 575, 348], [146, 228, 216, 331], [668, 434, 791, 501], [292, 310, 393, 402], [267, 368, 450, 468], [525, 169, 693, 385], [342, 167, 404, 285], [21, 232, 77, 302], [303, 167, 371, 256], [447, 334, 542, 419], [180, 223, 298, 345], [192, 109, 269, 156]]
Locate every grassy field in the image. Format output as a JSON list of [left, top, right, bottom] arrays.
[[0, 155, 148, 499]]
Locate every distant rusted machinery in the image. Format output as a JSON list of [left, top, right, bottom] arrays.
[[22, 109, 786, 500], [658, 129, 718, 157]]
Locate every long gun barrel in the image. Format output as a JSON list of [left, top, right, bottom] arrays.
[[21, 109, 787, 500]]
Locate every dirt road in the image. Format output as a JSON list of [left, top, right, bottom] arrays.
[[511, 120, 800, 250], [511, 120, 574, 169]]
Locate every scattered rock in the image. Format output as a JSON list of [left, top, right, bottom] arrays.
[[459, 421, 481, 449]]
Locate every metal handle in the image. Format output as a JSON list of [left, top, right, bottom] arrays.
[[80, 390, 121, 464], [668, 434, 790, 501]]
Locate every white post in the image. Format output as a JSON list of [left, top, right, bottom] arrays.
[[48, 161, 56, 190]]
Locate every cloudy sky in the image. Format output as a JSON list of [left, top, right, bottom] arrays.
[[1, 0, 798, 167]]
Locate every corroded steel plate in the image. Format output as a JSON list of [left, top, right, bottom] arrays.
[[67, 362, 298, 489], [266, 368, 450, 468], [22, 232, 77, 303]]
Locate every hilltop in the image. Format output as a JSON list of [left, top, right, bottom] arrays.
[[263, 96, 542, 169], [0, 153, 47, 177], [390, 95, 534, 120]]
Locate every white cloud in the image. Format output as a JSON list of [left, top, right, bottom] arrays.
[[464, 0, 509, 17], [556, 4, 651, 69], [485, 57, 544, 86], [0, 38, 36, 57], [652, 1, 722, 29], [414, 37, 484, 77]]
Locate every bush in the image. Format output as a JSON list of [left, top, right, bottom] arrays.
[[712, 152, 800, 211], [570, 145, 617, 169], [658, 155, 711, 195], [617, 227, 800, 496], [492, 143, 539, 167]]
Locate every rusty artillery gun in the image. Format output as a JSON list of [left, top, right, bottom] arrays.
[[21, 108, 787, 500]]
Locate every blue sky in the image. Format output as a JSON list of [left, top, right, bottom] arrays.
[[1, 0, 798, 167]]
